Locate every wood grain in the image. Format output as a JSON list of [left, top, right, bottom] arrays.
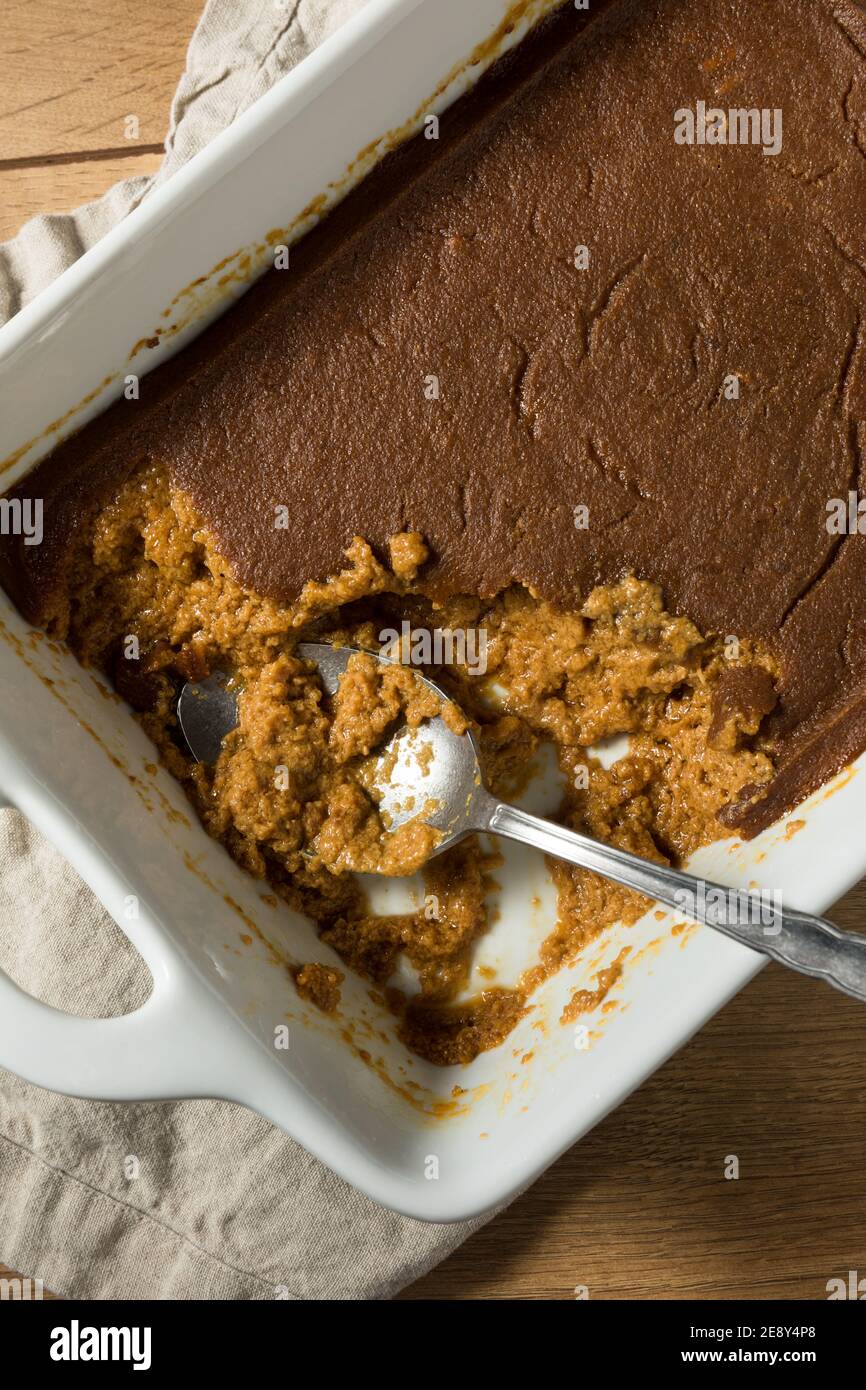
[[0, 154, 163, 243], [2, 0, 866, 1305], [0, 0, 202, 160]]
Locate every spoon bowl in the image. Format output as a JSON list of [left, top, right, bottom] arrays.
[[177, 643, 492, 855]]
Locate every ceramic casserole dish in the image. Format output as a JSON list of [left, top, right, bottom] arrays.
[[1, 0, 865, 1222]]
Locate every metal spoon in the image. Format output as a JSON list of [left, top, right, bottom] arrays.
[[178, 642, 866, 1005]]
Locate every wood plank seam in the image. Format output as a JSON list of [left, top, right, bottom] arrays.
[[0, 145, 164, 173]]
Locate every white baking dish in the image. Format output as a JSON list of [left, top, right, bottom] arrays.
[[1, 0, 865, 1224]]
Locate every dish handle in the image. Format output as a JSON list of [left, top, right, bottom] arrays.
[[0, 783, 242, 1102]]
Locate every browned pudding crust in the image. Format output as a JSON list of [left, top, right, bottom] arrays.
[[2, 0, 866, 1058], [3, 0, 866, 835], [30, 460, 777, 1064]]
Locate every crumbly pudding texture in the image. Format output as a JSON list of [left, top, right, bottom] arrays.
[[55, 461, 778, 1064]]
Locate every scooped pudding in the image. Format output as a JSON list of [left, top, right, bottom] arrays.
[[3, 458, 778, 1062], [2, 0, 865, 1060]]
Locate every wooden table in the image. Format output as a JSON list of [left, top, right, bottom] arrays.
[[2, 0, 865, 1302]]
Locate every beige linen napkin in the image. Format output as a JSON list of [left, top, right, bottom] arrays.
[[0, 0, 487, 1300]]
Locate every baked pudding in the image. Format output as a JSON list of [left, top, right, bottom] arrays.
[[2, 0, 865, 1062]]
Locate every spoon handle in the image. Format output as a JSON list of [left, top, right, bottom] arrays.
[[480, 799, 866, 1004]]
